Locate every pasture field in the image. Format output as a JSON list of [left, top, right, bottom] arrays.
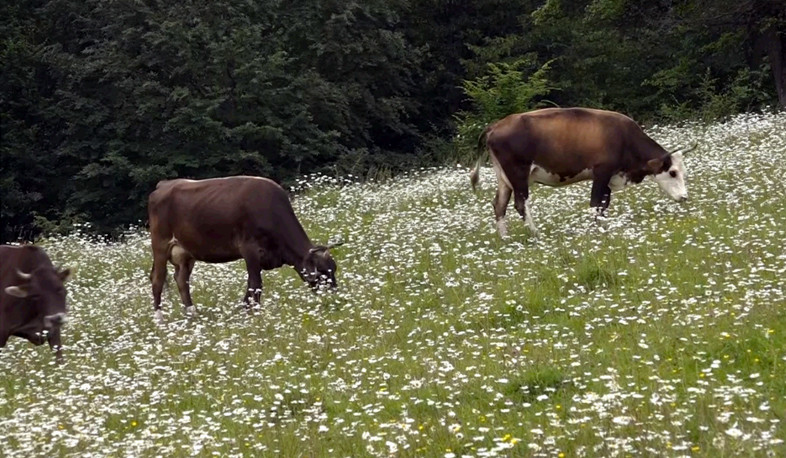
[[1, 112, 785, 457]]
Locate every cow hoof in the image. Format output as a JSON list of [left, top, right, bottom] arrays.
[[154, 310, 164, 324], [496, 218, 508, 238], [185, 306, 196, 316]]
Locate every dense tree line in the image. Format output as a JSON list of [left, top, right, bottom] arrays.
[[1, 0, 783, 241]]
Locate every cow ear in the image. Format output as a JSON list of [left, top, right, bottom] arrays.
[[57, 268, 72, 282], [309, 246, 328, 255], [5, 285, 29, 298], [647, 158, 664, 173]]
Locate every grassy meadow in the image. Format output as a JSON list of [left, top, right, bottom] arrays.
[[1, 112, 785, 457]]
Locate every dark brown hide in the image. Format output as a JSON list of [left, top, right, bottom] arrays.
[[147, 176, 339, 315], [0, 245, 70, 362], [470, 108, 685, 234]]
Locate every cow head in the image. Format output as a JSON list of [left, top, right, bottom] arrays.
[[647, 150, 688, 202], [300, 242, 342, 290], [5, 267, 71, 341]]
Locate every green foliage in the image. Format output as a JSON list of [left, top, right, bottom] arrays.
[[459, 0, 781, 130], [1, 0, 428, 240], [454, 58, 555, 156]]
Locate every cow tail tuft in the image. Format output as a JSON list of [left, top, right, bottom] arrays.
[[469, 126, 490, 192]]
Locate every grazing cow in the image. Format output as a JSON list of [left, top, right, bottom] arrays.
[[147, 176, 342, 321], [1, 245, 71, 362], [470, 107, 692, 237]]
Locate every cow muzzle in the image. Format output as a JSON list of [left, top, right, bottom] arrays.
[[44, 313, 67, 329]]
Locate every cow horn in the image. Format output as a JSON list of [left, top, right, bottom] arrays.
[[681, 143, 698, 156], [668, 143, 697, 157], [309, 246, 328, 255], [327, 240, 345, 249], [16, 269, 32, 280]]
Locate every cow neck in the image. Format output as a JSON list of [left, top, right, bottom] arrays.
[[628, 132, 668, 165], [279, 222, 314, 270]]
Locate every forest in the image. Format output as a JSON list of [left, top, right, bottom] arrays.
[[1, 0, 784, 241]]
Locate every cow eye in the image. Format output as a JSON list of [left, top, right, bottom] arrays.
[[669, 170, 677, 178]]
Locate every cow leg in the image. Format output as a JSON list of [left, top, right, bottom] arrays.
[[590, 173, 613, 218], [150, 237, 169, 323], [174, 255, 196, 315], [240, 245, 263, 308], [493, 182, 513, 238], [513, 185, 537, 235]]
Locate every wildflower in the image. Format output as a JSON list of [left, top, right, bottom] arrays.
[[725, 426, 744, 438]]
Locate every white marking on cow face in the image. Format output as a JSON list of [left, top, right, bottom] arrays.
[[529, 166, 592, 187], [496, 217, 509, 238], [651, 152, 688, 201]]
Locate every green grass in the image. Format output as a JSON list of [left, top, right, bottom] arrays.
[[1, 112, 785, 456]]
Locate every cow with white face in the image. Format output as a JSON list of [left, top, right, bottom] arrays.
[[649, 151, 688, 201], [470, 107, 692, 237]]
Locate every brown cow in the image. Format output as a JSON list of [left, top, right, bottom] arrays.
[[1, 245, 71, 362], [147, 176, 341, 321], [470, 107, 690, 236]]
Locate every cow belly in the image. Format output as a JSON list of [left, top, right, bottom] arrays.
[[530, 165, 592, 187], [175, 243, 240, 264], [172, 233, 241, 264], [191, 252, 241, 264]]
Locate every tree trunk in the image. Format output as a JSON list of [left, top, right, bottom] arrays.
[[763, 28, 786, 107]]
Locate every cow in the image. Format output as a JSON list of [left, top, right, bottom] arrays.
[[1, 245, 71, 362], [147, 176, 342, 322], [469, 107, 692, 237]]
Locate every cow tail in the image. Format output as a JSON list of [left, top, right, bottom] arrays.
[[469, 126, 490, 192]]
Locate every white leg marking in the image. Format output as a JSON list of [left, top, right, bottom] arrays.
[[154, 310, 164, 324], [185, 305, 196, 316], [524, 199, 538, 235], [496, 217, 509, 238]]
